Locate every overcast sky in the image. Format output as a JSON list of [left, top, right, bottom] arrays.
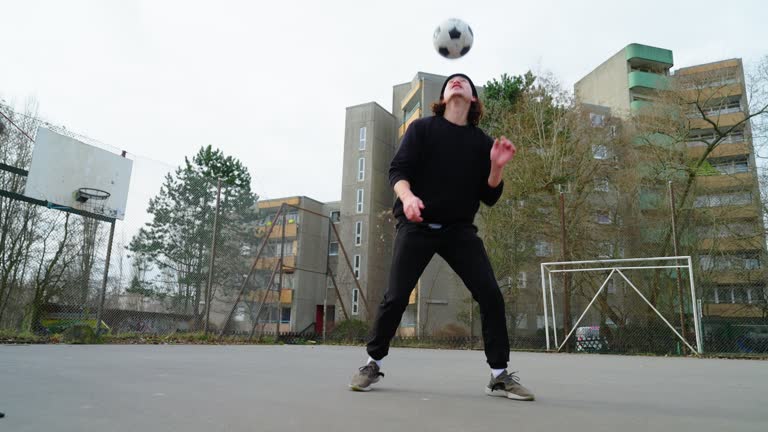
[[2, 0, 767, 210]]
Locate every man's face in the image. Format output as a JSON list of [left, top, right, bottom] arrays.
[[443, 76, 476, 103]]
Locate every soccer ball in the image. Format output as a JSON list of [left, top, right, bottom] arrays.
[[432, 18, 474, 59]]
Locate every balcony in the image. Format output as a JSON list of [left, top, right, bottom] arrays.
[[625, 44, 674, 66], [680, 83, 742, 102], [696, 171, 755, 191], [400, 82, 423, 111], [703, 303, 766, 318], [398, 107, 422, 137], [688, 110, 746, 130], [255, 255, 296, 270], [245, 288, 293, 305], [703, 269, 763, 285], [259, 197, 300, 210], [256, 223, 298, 239], [695, 204, 759, 220], [688, 142, 749, 159], [628, 71, 670, 91], [630, 100, 654, 112], [698, 236, 764, 252]]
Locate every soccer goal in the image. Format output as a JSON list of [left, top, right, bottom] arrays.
[[540, 257, 703, 354]]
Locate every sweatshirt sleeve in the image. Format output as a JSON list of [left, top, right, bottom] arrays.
[[480, 179, 504, 206], [389, 120, 423, 187], [479, 132, 504, 206]]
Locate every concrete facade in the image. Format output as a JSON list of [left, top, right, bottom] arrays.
[[337, 102, 397, 321]]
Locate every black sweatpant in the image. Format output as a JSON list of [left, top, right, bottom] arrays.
[[366, 222, 510, 369]]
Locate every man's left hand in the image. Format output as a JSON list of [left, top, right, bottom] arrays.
[[491, 136, 516, 168]]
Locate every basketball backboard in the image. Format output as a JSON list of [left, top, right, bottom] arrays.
[[24, 127, 133, 220]]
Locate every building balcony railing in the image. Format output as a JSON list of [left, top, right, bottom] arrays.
[[256, 223, 298, 239], [695, 171, 755, 190], [688, 111, 746, 130], [628, 71, 670, 90], [400, 82, 423, 111], [688, 142, 750, 159], [625, 43, 673, 66]]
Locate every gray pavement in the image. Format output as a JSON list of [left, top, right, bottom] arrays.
[[0, 344, 766, 432]]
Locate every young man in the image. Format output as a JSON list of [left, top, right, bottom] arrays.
[[349, 73, 534, 401]]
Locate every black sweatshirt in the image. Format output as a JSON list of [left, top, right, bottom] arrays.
[[389, 115, 504, 225]]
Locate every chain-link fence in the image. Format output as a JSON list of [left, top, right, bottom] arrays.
[[2, 101, 767, 357]]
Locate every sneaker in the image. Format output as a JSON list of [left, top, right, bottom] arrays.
[[349, 362, 384, 392], [485, 370, 535, 401]]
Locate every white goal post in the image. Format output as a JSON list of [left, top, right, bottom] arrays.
[[540, 256, 703, 354]]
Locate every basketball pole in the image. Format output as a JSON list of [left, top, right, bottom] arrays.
[[203, 178, 222, 336], [95, 150, 127, 337], [95, 220, 115, 337]]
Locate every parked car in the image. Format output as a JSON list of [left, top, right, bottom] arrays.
[[575, 325, 610, 352]]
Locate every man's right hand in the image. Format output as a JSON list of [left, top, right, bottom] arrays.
[[402, 193, 425, 223]]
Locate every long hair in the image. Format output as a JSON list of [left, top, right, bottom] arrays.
[[430, 98, 484, 126]]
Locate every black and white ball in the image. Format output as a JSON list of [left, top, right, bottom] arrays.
[[432, 18, 474, 59]]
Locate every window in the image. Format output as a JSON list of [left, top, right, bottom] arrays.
[[356, 189, 364, 213], [686, 129, 745, 147], [517, 272, 527, 289], [699, 253, 761, 271], [598, 242, 615, 258], [353, 254, 361, 279], [535, 240, 552, 257], [234, 306, 246, 322], [257, 212, 277, 227], [516, 313, 528, 329], [359, 127, 367, 150], [687, 97, 742, 119], [329, 210, 341, 223], [710, 286, 760, 305], [694, 192, 751, 208], [594, 178, 610, 192], [682, 70, 739, 89], [589, 113, 605, 127], [328, 242, 339, 256], [280, 273, 294, 289], [357, 157, 365, 181], [696, 222, 755, 239], [352, 289, 360, 315], [281, 307, 291, 324], [592, 144, 609, 160], [355, 221, 363, 246], [709, 287, 720, 304], [709, 156, 749, 175], [596, 211, 613, 225], [264, 239, 294, 257]]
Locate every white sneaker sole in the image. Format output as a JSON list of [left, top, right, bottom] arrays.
[[485, 387, 535, 401], [349, 384, 373, 392], [349, 377, 380, 392]]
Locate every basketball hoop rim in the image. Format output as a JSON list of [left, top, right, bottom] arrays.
[[76, 187, 111, 201]]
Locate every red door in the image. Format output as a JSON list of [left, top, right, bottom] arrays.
[[315, 305, 324, 334]]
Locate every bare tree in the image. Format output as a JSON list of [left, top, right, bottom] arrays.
[[0, 100, 41, 328]]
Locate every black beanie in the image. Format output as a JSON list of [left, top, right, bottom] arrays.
[[440, 73, 478, 100]]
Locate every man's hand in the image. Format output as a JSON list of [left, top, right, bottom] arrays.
[[402, 193, 425, 223], [394, 180, 425, 222], [490, 136, 516, 168]]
